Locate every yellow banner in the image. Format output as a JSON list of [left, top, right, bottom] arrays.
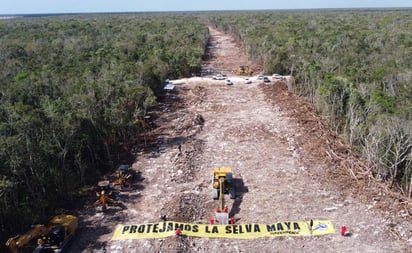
[[111, 220, 334, 240]]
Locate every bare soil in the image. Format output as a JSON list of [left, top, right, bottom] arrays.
[[69, 26, 412, 253]]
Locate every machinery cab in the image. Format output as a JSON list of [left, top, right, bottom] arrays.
[[45, 225, 65, 246], [212, 167, 235, 200], [117, 164, 130, 174], [212, 167, 235, 224], [35, 215, 78, 252]]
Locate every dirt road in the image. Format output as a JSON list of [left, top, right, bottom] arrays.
[[70, 27, 411, 253]]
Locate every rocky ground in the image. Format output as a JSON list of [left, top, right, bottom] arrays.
[[69, 26, 412, 253]]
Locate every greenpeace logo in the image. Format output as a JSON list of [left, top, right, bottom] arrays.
[[313, 222, 329, 232]]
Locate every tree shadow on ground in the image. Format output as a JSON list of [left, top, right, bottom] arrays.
[[66, 214, 115, 253], [132, 88, 196, 159], [66, 190, 136, 253], [66, 170, 145, 252]]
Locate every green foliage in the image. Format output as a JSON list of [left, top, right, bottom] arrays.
[[14, 72, 29, 81], [206, 9, 412, 194], [0, 14, 208, 239], [318, 75, 351, 129], [370, 92, 398, 114]]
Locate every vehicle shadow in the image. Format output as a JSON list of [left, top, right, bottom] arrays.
[[229, 178, 248, 218]]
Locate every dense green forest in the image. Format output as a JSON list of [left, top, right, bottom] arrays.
[[0, 14, 208, 239], [205, 9, 411, 195], [1, 9, 411, 245]]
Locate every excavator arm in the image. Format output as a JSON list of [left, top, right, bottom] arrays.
[[6, 225, 49, 253], [212, 167, 235, 224], [6, 215, 78, 253], [218, 177, 225, 212]]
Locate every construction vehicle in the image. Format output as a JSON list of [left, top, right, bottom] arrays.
[[5, 225, 49, 253], [234, 66, 252, 75], [34, 215, 78, 253], [212, 167, 235, 224], [6, 214, 78, 253]]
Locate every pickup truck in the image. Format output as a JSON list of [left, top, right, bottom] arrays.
[[213, 74, 226, 80], [272, 74, 285, 80]]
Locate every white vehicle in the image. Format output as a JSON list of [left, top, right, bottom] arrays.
[[163, 79, 175, 90], [272, 74, 284, 80], [213, 74, 226, 80], [225, 79, 233, 85], [244, 78, 252, 84]]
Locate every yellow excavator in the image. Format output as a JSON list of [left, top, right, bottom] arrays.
[[5, 225, 49, 253], [6, 214, 78, 253], [212, 167, 235, 224], [234, 66, 252, 75]]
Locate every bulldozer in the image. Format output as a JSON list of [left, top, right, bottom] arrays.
[[212, 167, 235, 224], [6, 214, 78, 253], [234, 66, 252, 75]]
